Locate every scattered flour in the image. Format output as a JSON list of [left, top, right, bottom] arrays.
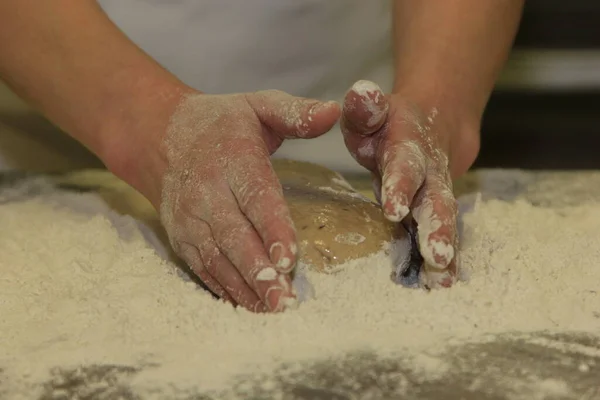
[[316, 185, 372, 202], [1, 175, 600, 398]]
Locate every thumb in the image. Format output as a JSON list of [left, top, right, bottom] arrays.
[[249, 90, 340, 139], [342, 80, 389, 136]]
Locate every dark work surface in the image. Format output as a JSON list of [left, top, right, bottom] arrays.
[[514, 0, 600, 49], [474, 91, 600, 170], [13, 331, 600, 399]]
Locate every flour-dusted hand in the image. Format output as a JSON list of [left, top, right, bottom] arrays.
[[341, 80, 475, 289], [152, 90, 340, 312]]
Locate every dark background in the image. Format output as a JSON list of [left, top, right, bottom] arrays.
[[475, 0, 600, 170]]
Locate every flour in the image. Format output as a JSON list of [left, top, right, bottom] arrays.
[[357, 139, 376, 158], [334, 232, 366, 245], [2, 174, 600, 398], [316, 185, 372, 202]]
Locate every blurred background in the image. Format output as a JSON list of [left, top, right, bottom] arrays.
[[476, 0, 600, 170], [1, 0, 599, 173]]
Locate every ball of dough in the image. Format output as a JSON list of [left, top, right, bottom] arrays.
[[272, 159, 408, 273]]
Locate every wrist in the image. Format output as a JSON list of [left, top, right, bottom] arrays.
[[94, 73, 193, 207]]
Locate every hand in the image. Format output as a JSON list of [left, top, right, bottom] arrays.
[[341, 80, 479, 288], [139, 89, 340, 312]]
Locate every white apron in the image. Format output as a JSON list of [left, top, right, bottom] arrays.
[[98, 0, 394, 172]]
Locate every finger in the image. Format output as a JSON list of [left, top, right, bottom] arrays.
[[227, 153, 298, 274], [193, 223, 268, 313], [248, 90, 340, 139], [208, 197, 298, 312], [412, 174, 458, 285], [341, 80, 388, 137], [378, 139, 427, 222], [177, 242, 235, 304]]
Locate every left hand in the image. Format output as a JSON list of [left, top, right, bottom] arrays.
[[341, 80, 479, 288]]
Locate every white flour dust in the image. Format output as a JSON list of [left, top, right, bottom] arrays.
[[1, 175, 600, 398]]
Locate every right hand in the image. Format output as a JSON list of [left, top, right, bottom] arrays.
[[135, 89, 340, 313]]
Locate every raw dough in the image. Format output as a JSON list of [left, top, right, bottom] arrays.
[[56, 158, 409, 275], [272, 159, 406, 273]]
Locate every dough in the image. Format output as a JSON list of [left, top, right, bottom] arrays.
[[272, 159, 406, 273], [55, 159, 411, 275]]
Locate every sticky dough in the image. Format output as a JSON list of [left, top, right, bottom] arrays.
[[272, 159, 405, 273]]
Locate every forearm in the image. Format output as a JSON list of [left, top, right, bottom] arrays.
[[392, 0, 524, 123], [0, 0, 188, 177]]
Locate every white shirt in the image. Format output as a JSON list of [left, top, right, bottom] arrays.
[[98, 0, 394, 172], [0, 1, 393, 173]]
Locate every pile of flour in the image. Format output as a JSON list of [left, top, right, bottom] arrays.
[[1, 174, 600, 398]]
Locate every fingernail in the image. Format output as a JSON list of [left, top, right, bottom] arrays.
[[269, 242, 294, 273], [269, 242, 282, 264], [265, 286, 283, 311]]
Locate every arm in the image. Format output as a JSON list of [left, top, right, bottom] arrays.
[[0, 0, 188, 201], [392, 0, 524, 175]]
